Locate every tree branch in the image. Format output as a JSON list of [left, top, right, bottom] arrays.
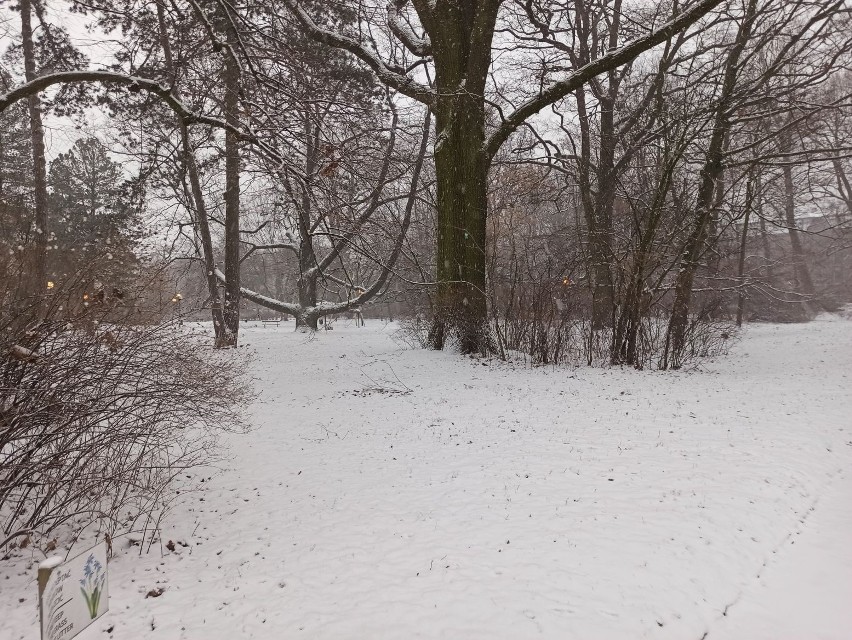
[[281, 0, 435, 105], [387, 0, 432, 56], [484, 0, 726, 160], [214, 268, 301, 316], [240, 241, 300, 264], [0, 70, 286, 165]]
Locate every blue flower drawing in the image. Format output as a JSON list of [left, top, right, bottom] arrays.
[[79, 554, 106, 619]]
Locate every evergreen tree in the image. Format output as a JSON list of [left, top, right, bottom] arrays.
[[0, 68, 33, 302], [48, 137, 142, 293]]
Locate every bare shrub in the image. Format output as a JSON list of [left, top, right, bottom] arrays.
[[0, 273, 252, 552], [488, 270, 735, 370], [660, 315, 736, 369], [394, 313, 434, 349]]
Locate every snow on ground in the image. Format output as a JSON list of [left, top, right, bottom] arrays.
[[2, 317, 850, 639], [708, 469, 852, 640]]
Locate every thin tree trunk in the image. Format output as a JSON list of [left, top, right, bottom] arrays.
[[758, 192, 775, 287], [221, 16, 242, 345], [613, 152, 677, 366], [156, 1, 227, 344], [703, 133, 731, 321], [830, 157, 852, 217], [736, 176, 755, 326], [664, 0, 757, 369], [20, 0, 49, 299], [783, 161, 816, 307], [184, 126, 228, 342]]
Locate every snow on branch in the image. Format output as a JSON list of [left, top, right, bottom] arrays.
[[281, 0, 435, 106], [0, 71, 214, 125], [239, 241, 300, 263], [214, 268, 301, 316], [387, 0, 432, 57]]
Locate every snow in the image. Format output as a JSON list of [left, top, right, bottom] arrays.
[[38, 556, 63, 571], [2, 317, 851, 639], [707, 470, 852, 640]]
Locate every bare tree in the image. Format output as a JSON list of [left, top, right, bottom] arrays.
[[224, 105, 433, 328], [281, 0, 726, 353]]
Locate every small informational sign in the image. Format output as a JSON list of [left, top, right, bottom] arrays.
[[38, 542, 109, 640]]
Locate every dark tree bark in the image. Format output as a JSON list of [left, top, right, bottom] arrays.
[[664, 0, 758, 370], [426, 1, 499, 353], [220, 13, 242, 346], [19, 0, 49, 300], [184, 125, 230, 344], [296, 114, 320, 330], [758, 208, 775, 287], [586, 0, 625, 331], [574, 84, 616, 332], [830, 157, 852, 217], [156, 1, 227, 345], [612, 146, 680, 366]]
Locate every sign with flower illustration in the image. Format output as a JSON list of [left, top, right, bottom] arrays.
[[38, 542, 109, 640]]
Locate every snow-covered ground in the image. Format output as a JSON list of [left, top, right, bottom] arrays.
[[2, 317, 851, 639]]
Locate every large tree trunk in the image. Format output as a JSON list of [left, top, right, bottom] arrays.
[[588, 0, 625, 331], [427, 1, 498, 354], [430, 92, 489, 353], [296, 116, 319, 330], [591, 91, 618, 330], [297, 244, 319, 330], [20, 0, 49, 300]]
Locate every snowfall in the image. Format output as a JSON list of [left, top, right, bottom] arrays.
[[2, 316, 851, 640]]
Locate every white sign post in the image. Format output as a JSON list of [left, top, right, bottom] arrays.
[[38, 542, 109, 640]]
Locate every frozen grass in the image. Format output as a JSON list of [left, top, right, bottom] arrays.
[[2, 317, 850, 639]]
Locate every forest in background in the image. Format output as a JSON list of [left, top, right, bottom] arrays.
[[1, 0, 851, 368]]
